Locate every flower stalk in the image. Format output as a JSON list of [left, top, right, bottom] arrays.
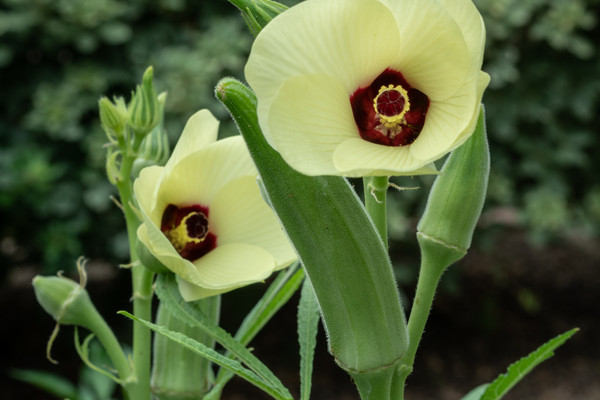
[[393, 107, 490, 398], [363, 176, 389, 248]]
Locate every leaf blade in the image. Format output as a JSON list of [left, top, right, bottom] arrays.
[[481, 328, 579, 400], [298, 278, 320, 400], [460, 384, 490, 400], [118, 311, 289, 400], [10, 368, 79, 400]]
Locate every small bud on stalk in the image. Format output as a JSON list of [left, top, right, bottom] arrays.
[[32, 268, 95, 328], [128, 67, 161, 139], [417, 106, 490, 265], [228, 0, 288, 36], [99, 96, 128, 143], [131, 91, 170, 179], [32, 258, 132, 391], [32, 258, 101, 363]]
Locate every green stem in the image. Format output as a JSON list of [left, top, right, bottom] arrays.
[[391, 234, 465, 399], [391, 261, 444, 399], [85, 311, 134, 390], [116, 135, 155, 400], [363, 176, 389, 248], [350, 367, 395, 400]]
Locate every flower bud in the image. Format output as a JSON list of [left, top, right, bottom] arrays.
[[131, 92, 170, 179], [417, 107, 489, 253], [33, 274, 96, 328], [128, 66, 160, 138], [228, 0, 287, 36], [99, 96, 128, 143]]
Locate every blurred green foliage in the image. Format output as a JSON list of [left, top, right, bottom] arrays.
[[0, 0, 599, 276]]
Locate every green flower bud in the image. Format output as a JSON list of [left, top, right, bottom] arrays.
[[137, 238, 170, 274], [228, 0, 287, 36], [99, 96, 128, 143], [33, 272, 96, 329], [128, 66, 160, 138], [417, 107, 489, 263], [131, 92, 170, 179]]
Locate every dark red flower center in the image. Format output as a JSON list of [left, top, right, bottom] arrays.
[[161, 204, 217, 262], [350, 68, 430, 147]]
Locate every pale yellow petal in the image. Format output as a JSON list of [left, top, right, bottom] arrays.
[[210, 176, 297, 269], [449, 71, 491, 149], [151, 136, 256, 222], [162, 109, 219, 180], [246, 0, 401, 147], [178, 278, 249, 301], [333, 138, 438, 177], [380, 0, 471, 101], [437, 0, 486, 72], [191, 243, 275, 289], [268, 73, 358, 176], [133, 165, 164, 221], [409, 74, 480, 161]]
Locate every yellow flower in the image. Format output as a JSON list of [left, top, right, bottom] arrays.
[[134, 110, 297, 301], [246, 0, 490, 177]]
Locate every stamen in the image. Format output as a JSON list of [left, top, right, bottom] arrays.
[[373, 85, 410, 128], [166, 211, 209, 252]]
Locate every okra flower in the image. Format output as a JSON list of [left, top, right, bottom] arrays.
[[246, 0, 490, 177], [134, 110, 297, 301]]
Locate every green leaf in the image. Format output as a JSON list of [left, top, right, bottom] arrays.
[[216, 77, 408, 374], [460, 384, 490, 400], [154, 273, 292, 400], [298, 278, 320, 400], [10, 368, 79, 400], [206, 263, 304, 400], [118, 311, 290, 400], [481, 328, 579, 400]]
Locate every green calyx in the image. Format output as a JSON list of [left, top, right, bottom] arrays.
[[417, 106, 490, 253], [228, 0, 288, 36], [128, 66, 161, 138]]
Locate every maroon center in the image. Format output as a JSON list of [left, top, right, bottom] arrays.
[[376, 89, 406, 117], [161, 204, 217, 262], [186, 213, 209, 239], [350, 68, 430, 147]]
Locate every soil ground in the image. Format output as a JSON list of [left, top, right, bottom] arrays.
[[2, 229, 599, 399]]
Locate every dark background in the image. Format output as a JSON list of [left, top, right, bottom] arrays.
[[1, 0, 600, 398]]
